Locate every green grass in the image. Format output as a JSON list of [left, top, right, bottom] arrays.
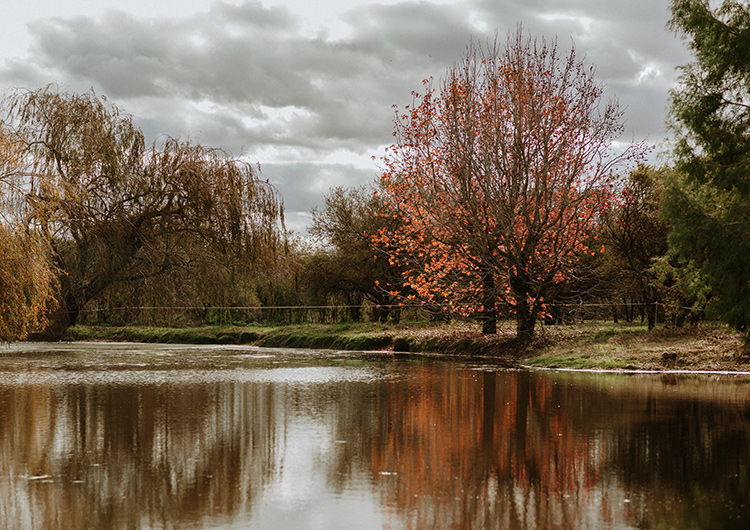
[[67, 322, 401, 351], [64, 320, 748, 371], [524, 349, 643, 370]]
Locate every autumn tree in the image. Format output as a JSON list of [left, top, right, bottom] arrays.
[[601, 165, 670, 330], [306, 185, 407, 322], [2, 86, 285, 336], [665, 0, 750, 341], [0, 126, 57, 341], [378, 30, 642, 339]]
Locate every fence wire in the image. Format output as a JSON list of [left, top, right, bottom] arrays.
[[74, 299, 696, 327]]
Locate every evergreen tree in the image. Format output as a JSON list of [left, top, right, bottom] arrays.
[[665, 0, 750, 339]]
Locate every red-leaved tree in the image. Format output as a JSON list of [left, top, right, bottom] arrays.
[[377, 29, 644, 339]]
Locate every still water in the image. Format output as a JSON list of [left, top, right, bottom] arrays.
[[1, 342, 749, 529]]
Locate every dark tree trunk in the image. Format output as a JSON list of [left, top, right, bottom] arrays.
[[38, 290, 80, 340], [375, 305, 390, 323], [481, 269, 497, 334], [635, 276, 659, 330], [644, 288, 659, 331], [391, 305, 401, 324], [515, 295, 536, 343], [429, 305, 450, 322], [511, 272, 536, 342], [623, 298, 634, 322], [347, 292, 363, 322]]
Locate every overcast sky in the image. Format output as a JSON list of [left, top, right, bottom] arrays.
[[0, 0, 692, 233]]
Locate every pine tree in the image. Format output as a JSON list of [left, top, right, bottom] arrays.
[[665, 0, 750, 339]]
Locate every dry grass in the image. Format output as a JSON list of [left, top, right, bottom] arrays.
[[525, 322, 747, 371]]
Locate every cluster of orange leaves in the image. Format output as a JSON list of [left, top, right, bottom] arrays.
[[373, 37, 634, 320]]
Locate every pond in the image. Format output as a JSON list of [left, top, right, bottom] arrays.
[[1, 342, 749, 529]]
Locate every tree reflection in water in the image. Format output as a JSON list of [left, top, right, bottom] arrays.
[[0, 350, 749, 529], [0, 380, 278, 529], [369, 366, 750, 529]]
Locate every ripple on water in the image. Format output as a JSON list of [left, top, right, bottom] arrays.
[[0, 366, 383, 388], [0, 342, 387, 388]]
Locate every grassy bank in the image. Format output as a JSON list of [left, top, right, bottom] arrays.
[[65, 320, 750, 372], [524, 322, 748, 371], [66, 321, 502, 355]]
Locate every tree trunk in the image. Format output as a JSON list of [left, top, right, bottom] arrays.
[[644, 288, 658, 331], [515, 295, 536, 343], [511, 273, 536, 342], [391, 305, 401, 324], [638, 278, 658, 331], [429, 305, 450, 322], [39, 290, 80, 340], [481, 269, 497, 334], [646, 302, 656, 330]]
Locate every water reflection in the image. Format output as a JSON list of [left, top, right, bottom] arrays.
[[1, 343, 749, 529]]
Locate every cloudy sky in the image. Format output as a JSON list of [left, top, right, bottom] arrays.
[[0, 0, 692, 233]]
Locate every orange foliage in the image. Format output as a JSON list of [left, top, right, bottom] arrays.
[[376, 29, 644, 337]]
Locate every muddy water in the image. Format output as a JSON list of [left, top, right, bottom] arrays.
[[1, 342, 750, 529]]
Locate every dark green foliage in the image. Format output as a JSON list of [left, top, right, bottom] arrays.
[[650, 250, 711, 325], [666, 0, 750, 339]]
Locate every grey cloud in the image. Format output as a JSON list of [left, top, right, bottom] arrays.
[[0, 0, 693, 231], [28, 13, 317, 106], [344, 2, 475, 64], [16, 11, 394, 153], [262, 161, 379, 233], [11, 1, 482, 145], [473, 0, 690, 86], [468, 0, 689, 158], [207, 1, 298, 31], [0, 57, 51, 91]]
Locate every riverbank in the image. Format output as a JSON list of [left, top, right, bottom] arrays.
[[65, 320, 749, 372]]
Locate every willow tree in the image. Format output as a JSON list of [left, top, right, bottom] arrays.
[[3, 86, 285, 335], [378, 30, 642, 339], [0, 126, 57, 341]]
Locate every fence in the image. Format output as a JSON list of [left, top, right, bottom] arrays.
[[75, 299, 679, 328], [77, 304, 431, 327]]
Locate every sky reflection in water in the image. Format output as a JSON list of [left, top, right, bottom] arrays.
[[1, 342, 749, 529]]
